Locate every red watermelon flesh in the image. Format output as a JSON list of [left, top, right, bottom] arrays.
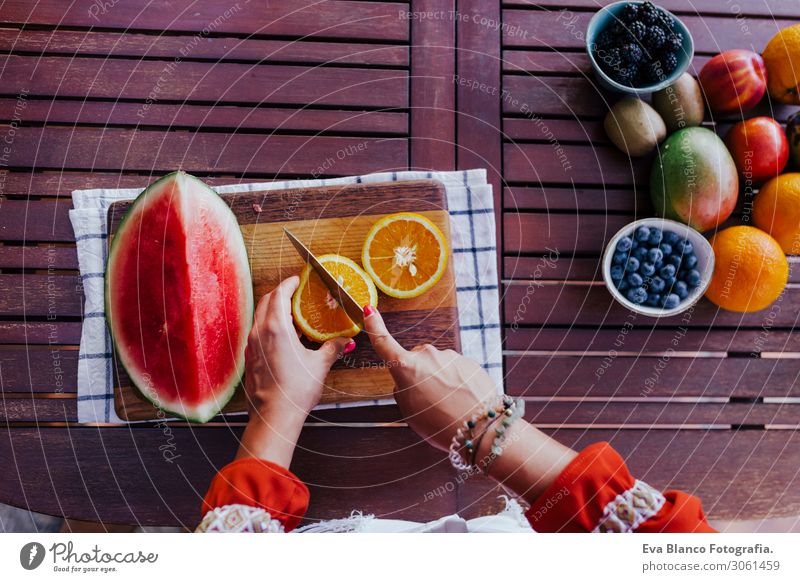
[[106, 172, 253, 422]]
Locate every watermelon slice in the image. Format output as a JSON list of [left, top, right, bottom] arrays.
[[106, 172, 253, 422]]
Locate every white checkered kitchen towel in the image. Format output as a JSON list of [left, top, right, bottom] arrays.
[[69, 169, 502, 423]]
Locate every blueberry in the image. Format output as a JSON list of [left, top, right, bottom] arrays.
[[663, 276, 677, 292], [628, 272, 644, 287], [664, 231, 680, 246], [654, 259, 664, 270], [631, 237, 640, 249], [624, 256, 640, 272], [633, 247, 649, 261], [616, 236, 633, 253], [649, 276, 666, 293], [667, 254, 682, 268], [627, 287, 648, 305], [674, 281, 689, 299], [618, 278, 630, 292], [676, 239, 693, 255], [662, 293, 680, 309], [647, 248, 663, 263], [634, 226, 651, 242], [647, 228, 663, 246], [610, 264, 625, 281], [659, 264, 676, 279], [613, 251, 628, 265], [659, 243, 672, 256], [645, 293, 662, 307], [639, 261, 656, 277], [683, 254, 698, 269], [686, 269, 702, 287]]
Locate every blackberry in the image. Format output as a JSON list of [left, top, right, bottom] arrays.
[[613, 64, 638, 86], [659, 50, 679, 74], [621, 3, 640, 23], [640, 60, 666, 84], [600, 47, 623, 72], [609, 19, 627, 37], [643, 25, 667, 50], [657, 8, 676, 31], [628, 20, 647, 42], [665, 31, 683, 52], [621, 42, 644, 64], [595, 28, 616, 51], [640, 2, 659, 25]]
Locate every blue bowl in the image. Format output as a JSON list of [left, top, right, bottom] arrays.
[[586, 1, 694, 94]]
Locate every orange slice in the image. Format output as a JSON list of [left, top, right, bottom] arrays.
[[361, 212, 448, 299], [292, 254, 378, 342]]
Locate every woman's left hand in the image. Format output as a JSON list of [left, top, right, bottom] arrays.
[[236, 276, 354, 467]]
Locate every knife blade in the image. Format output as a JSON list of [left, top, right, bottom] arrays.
[[283, 228, 365, 328]]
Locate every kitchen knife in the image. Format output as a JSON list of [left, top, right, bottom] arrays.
[[283, 228, 366, 329]]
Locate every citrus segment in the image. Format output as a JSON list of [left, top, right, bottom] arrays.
[[704, 226, 788, 313], [362, 212, 448, 299], [292, 254, 377, 342]]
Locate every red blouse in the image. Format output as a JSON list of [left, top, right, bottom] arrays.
[[201, 441, 715, 533]]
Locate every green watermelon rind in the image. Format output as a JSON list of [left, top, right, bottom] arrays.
[[105, 171, 254, 423]]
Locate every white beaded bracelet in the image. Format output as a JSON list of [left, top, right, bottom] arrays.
[[448, 395, 518, 472]]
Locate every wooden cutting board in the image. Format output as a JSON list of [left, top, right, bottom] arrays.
[[107, 180, 460, 421]]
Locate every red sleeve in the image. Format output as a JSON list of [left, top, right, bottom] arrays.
[[201, 458, 310, 531], [525, 442, 716, 533]]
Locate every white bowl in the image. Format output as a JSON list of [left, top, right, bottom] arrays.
[[602, 218, 714, 318]]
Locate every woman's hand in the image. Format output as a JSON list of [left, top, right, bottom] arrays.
[[362, 305, 496, 451], [364, 305, 576, 504], [236, 276, 354, 467]]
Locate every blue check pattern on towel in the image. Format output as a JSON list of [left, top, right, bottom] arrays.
[[70, 169, 502, 423]]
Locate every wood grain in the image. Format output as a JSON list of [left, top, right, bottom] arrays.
[[2, 126, 407, 175], [0, 28, 409, 67], [409, 0, 456, 171], [0, 99, 408, 135], [2, 426, 798, 524], [506, 355, 800, 398], [107, 180, 460, 420], [0, 1, 410, 41], [457, 0, 503, 259], [0, 56, 408, 108]]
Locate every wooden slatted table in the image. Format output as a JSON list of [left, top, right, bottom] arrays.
[[1, 0, 799, 528]]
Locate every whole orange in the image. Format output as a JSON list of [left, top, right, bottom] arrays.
[[752, 173, 800, 254], [705, 226, 788, 313], [763, 24, 800, 104]]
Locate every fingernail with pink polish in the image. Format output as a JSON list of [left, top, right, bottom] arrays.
[[344, 340, 356, 354], [363, 305, 375, 317]]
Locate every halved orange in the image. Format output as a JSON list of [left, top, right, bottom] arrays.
[[362, 212, 448, 299], [292, 254, 378, 342]]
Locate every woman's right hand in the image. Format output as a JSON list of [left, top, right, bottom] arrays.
[[362, 305, 497, 451], [363, 304, 577, 504]]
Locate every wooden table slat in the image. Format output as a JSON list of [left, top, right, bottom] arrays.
[[0, 347, 77, 393], [0, 99, 409, 135], [0, 56, 409, 108], [505, 327, 800, 353], [0, 1, 410, 41], [507, 355, 800, 398], [1, 126, 407, 175], [0, 28, 409, 67]]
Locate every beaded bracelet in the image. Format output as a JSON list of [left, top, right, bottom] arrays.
[[448, 395, 515, 471], [481, 397, 525, 473]]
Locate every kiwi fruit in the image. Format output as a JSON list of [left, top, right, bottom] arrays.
[[652, 73, 704, 133], [604, 98, 667, 157]]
